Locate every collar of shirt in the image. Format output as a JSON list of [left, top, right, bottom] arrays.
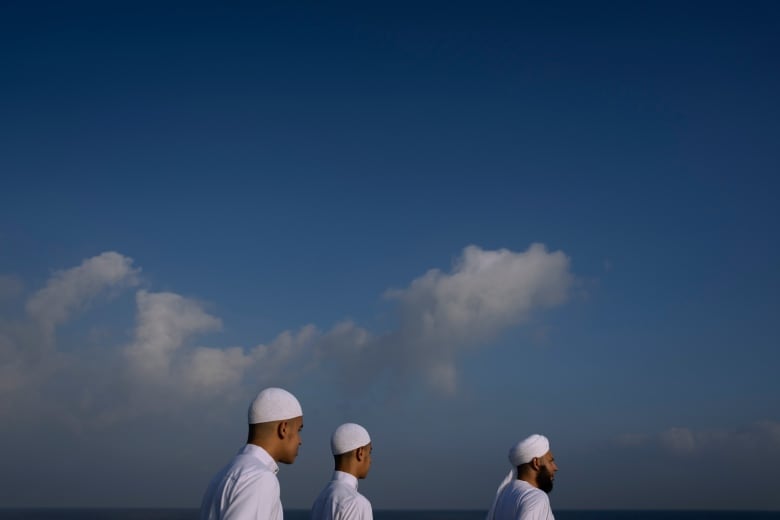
[[332, 471, 359, 490], [239, 444, 280, 475]]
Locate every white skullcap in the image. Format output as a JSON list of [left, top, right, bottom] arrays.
[[331, 423, 371, 455], [248, 387, 302, 424], [509, 434, 550, 466]]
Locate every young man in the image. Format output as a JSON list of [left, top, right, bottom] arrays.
[[486, 434, 558, 520], [311, 422, 373, 520], [200, 387, 304, 520]]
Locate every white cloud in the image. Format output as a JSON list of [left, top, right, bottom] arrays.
[[123, 292, 320, 403], [1, 243, 577, 422], [0, 253, 140, 424], [383, 243, 574, 392], [240, 243, 577, 396], [388, 243, 572, 344], [181, 346, 253, 394], [124, 290, 223, 382], [25, 252, 140, 339], [249, 324, 320, 379]]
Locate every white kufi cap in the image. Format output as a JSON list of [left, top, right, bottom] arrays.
[[331, 423, 371, 455], [248, 387, 302, 424], [509, 434, 550, 466]]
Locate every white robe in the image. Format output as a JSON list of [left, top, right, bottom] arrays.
[[311, 471, 373, 520], [200, 444, 283, 520], [491, 479, 554, 520]]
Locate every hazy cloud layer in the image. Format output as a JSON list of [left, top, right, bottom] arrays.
[[0, 244, 575, 424], [618, 420, 780, 455]]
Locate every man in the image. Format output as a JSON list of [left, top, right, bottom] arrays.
[[200, 387, 304, 520], [311, 422, 373, 520], [486, 434, 558, 520]]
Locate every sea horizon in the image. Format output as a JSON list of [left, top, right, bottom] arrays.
[[1, 508, 780, 520]]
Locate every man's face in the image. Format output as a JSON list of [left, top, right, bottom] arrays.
[[279, 416, 303, 464], [537, 451, 557, 494], [357, 443, 373, 479]]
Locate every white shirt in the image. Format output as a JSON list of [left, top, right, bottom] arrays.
[[311, 471, 373, 520], [492, 479, 554, 520], [200, 444, 283, 520]]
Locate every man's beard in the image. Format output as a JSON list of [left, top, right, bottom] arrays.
[[538, 465, 554, 494]]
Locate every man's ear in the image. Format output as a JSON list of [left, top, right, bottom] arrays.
[[355, 446, 364, 462], [530, 457, 541, 471], [277, 420, 288, 439]]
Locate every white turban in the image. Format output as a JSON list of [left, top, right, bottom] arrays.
[[331, 423, 371, 455], [248, 387, 302, 424], [486, 434, 551, 520], [509, 434, 550, 466]]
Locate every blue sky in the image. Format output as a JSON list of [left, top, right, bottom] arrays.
[[1, 1, 779, 511]]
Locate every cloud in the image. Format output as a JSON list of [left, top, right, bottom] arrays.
[[124, 290, 223, 381], [249, 324, 320, 381], [660, 427, 697, 454], [620, 421, 780, 456], [0, 243, 577, 424], [1, 252, 136, 417], [25, 252, 140, 340], [181, 346, 253, 393], [383, 243, 574, 392], [285, 243, 575, 395], [388, 243, 572, 343]]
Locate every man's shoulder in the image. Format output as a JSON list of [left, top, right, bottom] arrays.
[[340, 491, 372, 517], [356, 491, 372, 509], [344, 486, 371, 506], [521, 488, 549, 504], [515, 484, 550, 513], [312, 483, 373, 520], [507, 482, 548, 506], [225, 454, 279, 484], [329, 483, 371, 508]]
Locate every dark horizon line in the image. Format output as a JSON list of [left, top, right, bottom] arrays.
[[1, 507, 780, 512]]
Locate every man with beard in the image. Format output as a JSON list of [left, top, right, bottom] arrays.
[[485, 434, 558, 520]]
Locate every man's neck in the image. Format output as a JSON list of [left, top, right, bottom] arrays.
[[517, 470, 539, 489], [249, 439, 282, 462], [334, 464, 361, 479]]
